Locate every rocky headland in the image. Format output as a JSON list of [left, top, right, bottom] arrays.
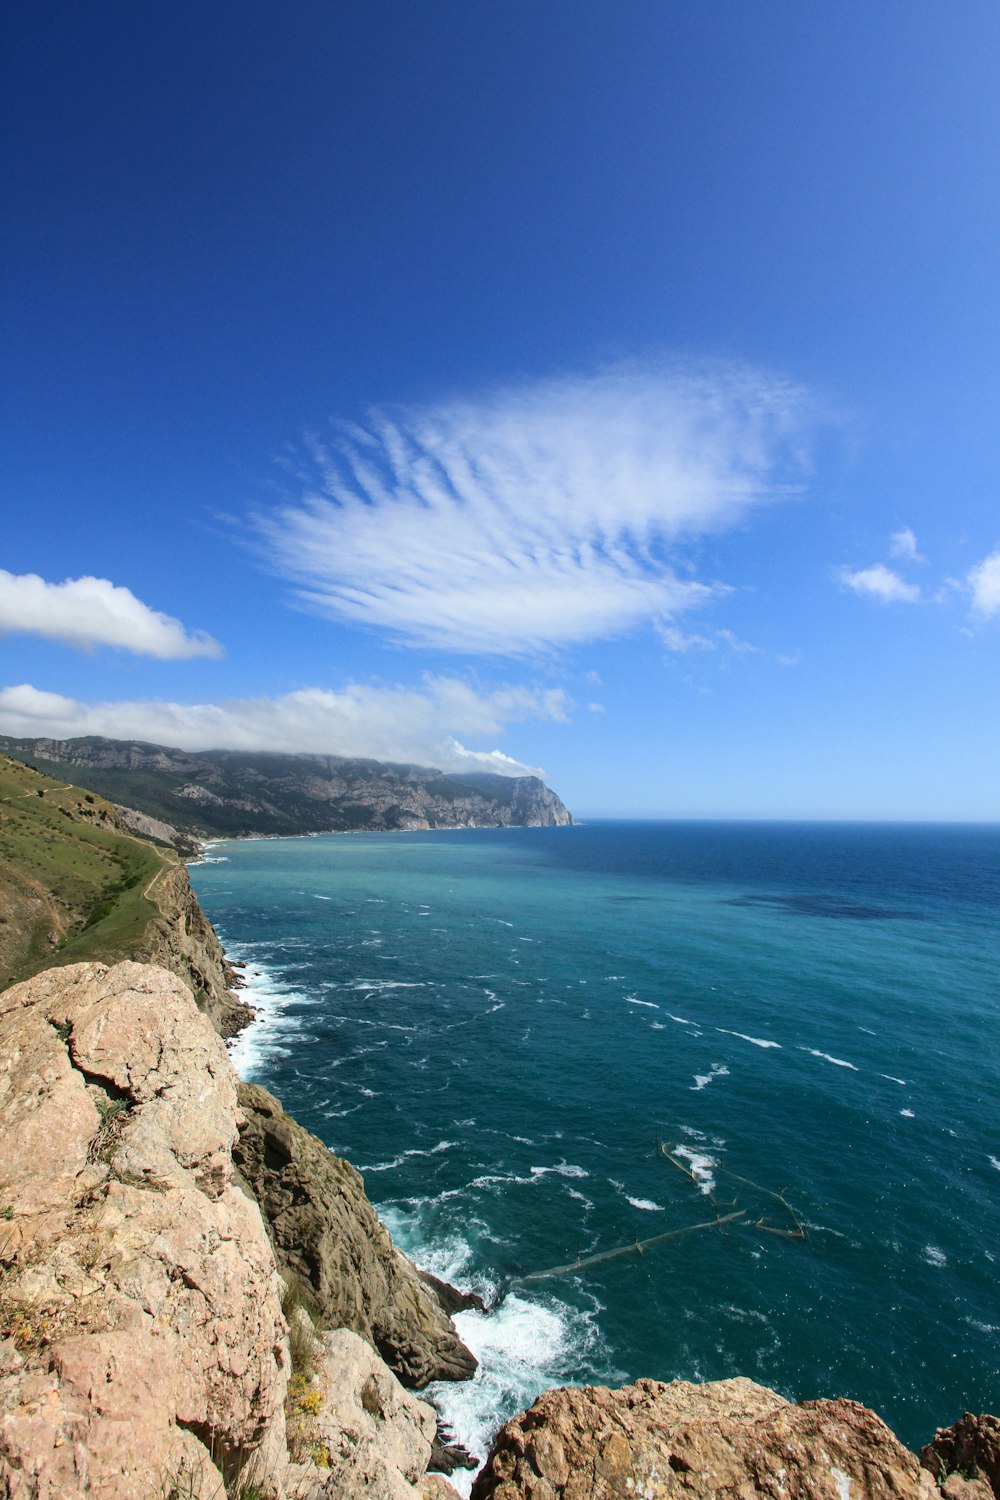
[[1, 753, 997, 1499], [0, 737, 573, 850]]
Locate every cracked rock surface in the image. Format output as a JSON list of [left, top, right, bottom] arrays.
[[471, 1377, 982, 1500], [0, 960, 288, 1499]]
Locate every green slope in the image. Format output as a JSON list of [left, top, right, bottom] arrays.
[[0, 755, 174, 990]]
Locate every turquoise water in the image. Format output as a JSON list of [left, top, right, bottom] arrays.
[[190, 822, 1000, 1480]]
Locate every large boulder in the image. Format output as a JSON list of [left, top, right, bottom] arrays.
[[472, 1376, 948, 1500], [234, 1082, 477, 1388], [0, 961, 288, 1499]]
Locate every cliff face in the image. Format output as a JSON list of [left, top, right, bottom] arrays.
[[135, 859, 254, 1037], [0, 961, 288, 1498], [235, 1083, 476, 1389], [0, 961, 472, 1500], [0, 737, 573, 842]]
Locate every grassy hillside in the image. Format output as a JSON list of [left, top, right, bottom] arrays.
[[0, 755, 175, 990]]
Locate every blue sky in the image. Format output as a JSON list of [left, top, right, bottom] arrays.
[[3, 1, 1000, 818]]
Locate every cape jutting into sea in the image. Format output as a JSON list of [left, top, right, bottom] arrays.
[[190, 820, 1000, 1493]]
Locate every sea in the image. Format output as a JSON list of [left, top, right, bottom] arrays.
[[189, 820, 1000, 1489]]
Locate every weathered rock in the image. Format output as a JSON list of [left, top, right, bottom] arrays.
[[0, 961, 288, 1499], [289, 1327, 438, 1499], [471, 1376, 944, 1500], [922, 1414, 1000, 1500], [234, 1082, 477, 1388], [137, 859, 255, 1037]]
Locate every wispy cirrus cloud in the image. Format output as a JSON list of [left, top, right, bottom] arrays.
[[0, 677, 568, 777], [0, 570, 222, 659], [256, 360, 814, 656], [838, 563, 921, 604]]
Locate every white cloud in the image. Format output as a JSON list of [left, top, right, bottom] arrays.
[[0, 570, 222, 659], [889, 526, 924, 562], [967, 549, 1000, 618], [838, 564, 920, 604], [257, 360, 814, 656], [657, 621, 758, 653], [0, 677, 567, 778]]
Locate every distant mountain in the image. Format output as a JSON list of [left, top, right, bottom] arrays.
[[0, 736, 572, 851]]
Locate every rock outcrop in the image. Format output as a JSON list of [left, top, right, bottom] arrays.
[[287, 1328, 439, 1500], [136, 859, 254, 1038], [0, 961, 288, 1499], [471, 1376, 980, 1500], [922, 1414, 1000, 1500], [235, 1082, 477, 1388]]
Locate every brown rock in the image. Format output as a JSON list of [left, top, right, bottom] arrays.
[[0, 961, 288, 1499], [922, 1414, 1000, 1500], [234, 1082, 477, 1388], [472, 1376, 943, 1500]]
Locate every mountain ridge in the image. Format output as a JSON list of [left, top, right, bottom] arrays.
[[0, 735, 572, 851]]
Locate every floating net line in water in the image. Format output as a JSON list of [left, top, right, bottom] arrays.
[[515, 1137, 805, 1285], [519, 1209, 747, 1284], [657, 1135, 807, 1241]]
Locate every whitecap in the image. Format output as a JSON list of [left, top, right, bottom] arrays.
[[989, 1156, 1000, 1172], [923, 1245, 947, 1267], [671, 1145, 717, 1195], [717, 1029, 781, 1049], [626, 1197, 664, 1212], [625, 997, 659, 1009], [313, 894, 332, 900], [899, 1109, 915, 1118], [881, 1075, 907, 1085], [530, 1163, 589, 1180], [356, 1141, 457, 1173], [691, 1063, 730, 1092], [800, 1048, 858, 1071], [223, 950, 316, 1078], [351, 979, 427, 991], [430, 1291, 610, 1496]]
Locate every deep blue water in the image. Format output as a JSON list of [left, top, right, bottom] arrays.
[[190, 821, 1000, 1484]]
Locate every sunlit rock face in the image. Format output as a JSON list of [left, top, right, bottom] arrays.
[[0, 960, 289, 1500], [471, 1376, 986, 1500]]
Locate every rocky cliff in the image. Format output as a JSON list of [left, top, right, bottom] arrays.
[[0, 960, 471, 1499], [235, 1083, 477, 1389], [1, 770, 997, 1500], [0, 737, 573, 845]]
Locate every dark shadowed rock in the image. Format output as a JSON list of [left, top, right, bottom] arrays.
[[234, 1081, 477, 1389]]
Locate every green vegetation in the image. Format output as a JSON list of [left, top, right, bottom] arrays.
[[0, 755, 175, 990]]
